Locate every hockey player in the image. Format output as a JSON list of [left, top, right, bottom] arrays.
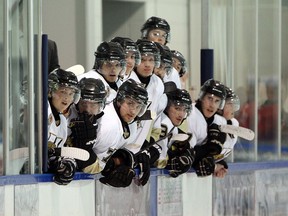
[[140, 16, 181, 88], [184, 79, 228, 177], [171, 50, 188, 88], [87, 79, 151, 187], [77, 41, 126, 104], [213, 86, 240, 178], [156, 85, 194, 178], [141, 16, 171, 46], [171, 50, 187, 78], [128, 39, 164, 168], [153, 42, 173, 81], [66, 78, 108, 173], [47, 68, 81, 185], [110, 37, 141, 81]]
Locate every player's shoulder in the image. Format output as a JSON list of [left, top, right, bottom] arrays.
[[214, 114, 227, 124]]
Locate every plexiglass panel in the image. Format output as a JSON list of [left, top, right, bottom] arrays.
[[0, 0, 41, 175]]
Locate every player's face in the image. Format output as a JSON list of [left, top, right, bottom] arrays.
[[78, 99, 104, 115], [154, 62, 172, 79], [100, 60, 122, 83], [51, 87, 75, 113], [147, 29, 167, 45], [136, 54, 155, 77], [167, 103, 189, 126], [125, 51, 137, 75], [119, 97, 143, 123], [201, 93, 222, 118], [172, 57, 182, 74]]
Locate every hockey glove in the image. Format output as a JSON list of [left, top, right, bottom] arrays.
[[134, 151, 151, 186], [166, 148, 195, 178], [69, 112, 98, 148], [192, 156, 215, 177], [100, 149, 135, 188], [206, 123, 226, 155], [48, 156, 77, 185]]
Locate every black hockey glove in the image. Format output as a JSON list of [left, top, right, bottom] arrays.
[[69, 112, 98, 148], [206, 123, 226, 155], [48, 156, 77, 185], [148, 143, 162, 166], [100, 149, 135, 188], [216, 159, 228, 169], [166, 147, 195, 178], [192, 156, 215, 177], [134, 151, 151, 186]]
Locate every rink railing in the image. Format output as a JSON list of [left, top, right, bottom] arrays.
[[1, 161, 288, 216]]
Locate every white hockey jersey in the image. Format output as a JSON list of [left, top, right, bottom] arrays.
[[92, 103, 138, 170], [128, 71, 165, 153], [77, 69, 122, 104], [163, 67, 181, 88], [213, 115, 239, 162], [47, 101, 68, 148]]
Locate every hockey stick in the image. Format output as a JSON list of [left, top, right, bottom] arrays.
[[53, 147, 89, 161], [66, 64, 85, 76], [135, 133, 190, 156], [219, 124, 255, 141]]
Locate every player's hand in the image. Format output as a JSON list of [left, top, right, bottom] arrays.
[[213, 163, 228, 178], [100, 149, 135, 188], [207, 124, 226, 154], [100, 165, 135, 187], [134, 151, 150, 186], [192, 156, 215, 177], [166, 148, 195, 177], [48, 156, 76, 185], [69, 112, 98, 148]]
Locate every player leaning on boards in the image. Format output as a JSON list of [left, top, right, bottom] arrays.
[[47, 68, 81, 185], [213, 86, 241, 178], [128, 39, 165, 173], [66, 77, 108, 173], [88, 79, 150, 187], [155, 83, 195, 178], [183, 79, 228, 177]]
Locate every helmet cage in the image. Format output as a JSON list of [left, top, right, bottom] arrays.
[[199, 79, 227, 110], [171, 50, 187, 77], [136, 39, 161, 68], [97, 59, 127, 78], [166, 89, 192, 117], [116, 79, 149, 117], [141, 16, 171, 43], [225, 87, 240, 112], [48, 69, 81, 104]]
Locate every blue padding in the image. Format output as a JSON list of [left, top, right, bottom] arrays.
[[227, 161, 288, 173], [200, 49, 214, 85], [42, 34, 48, 173], [1, 161, 288, 186]]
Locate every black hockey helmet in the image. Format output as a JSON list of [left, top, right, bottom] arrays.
[[155, 43, 173, 75], [171, 50, 187, 77], [166, 88, 192, 116], [136, 39, 161, 68], [141, 16, 171, 43], [79, 78, 108, 102], [110, 37, 141, 66], [48, 68, 80, 103], [116, 79, 149, 117], [224, 86, 240, 111], [93, 41, 126, 72], [199, 79, 227, 109]]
